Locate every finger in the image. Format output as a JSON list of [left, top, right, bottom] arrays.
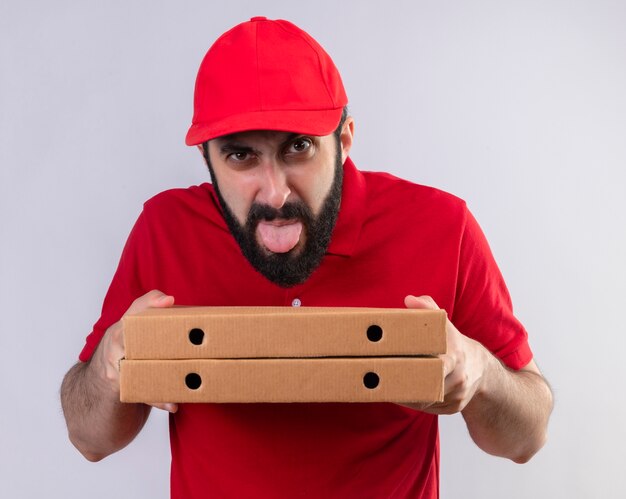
[[126, 289, 175, 315], [418, 401, 460, 416], [102, 323, 125, 378], [149, 402, 179, 413], [398, 401, 435, 412], [441, 354, 456, 378], [404, 293, 454, 377], [404, 295, 440, 310]]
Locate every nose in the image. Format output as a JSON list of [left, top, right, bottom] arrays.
[[256, 160, 291, 209]]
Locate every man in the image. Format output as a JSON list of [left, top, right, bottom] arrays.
[[61, 17, 553, 498]]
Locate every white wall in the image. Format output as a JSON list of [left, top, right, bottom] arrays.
[[1, 1, 625, 497]]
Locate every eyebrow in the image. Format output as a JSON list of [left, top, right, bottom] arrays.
[[217, 132, 304, 155], [278, 133, 302, 147], [219, 142, 256, 155]]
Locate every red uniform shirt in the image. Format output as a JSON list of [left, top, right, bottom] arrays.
[[80, 158, 532, 498]]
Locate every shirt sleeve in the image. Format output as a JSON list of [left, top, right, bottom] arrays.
[[78, 211, 150, 362], [451, 207, 533, 370]]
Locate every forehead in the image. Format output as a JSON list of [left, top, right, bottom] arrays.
[[212, 130, 304, 147]]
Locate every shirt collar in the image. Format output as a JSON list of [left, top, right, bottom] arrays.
[[326, 157, 366, 257]]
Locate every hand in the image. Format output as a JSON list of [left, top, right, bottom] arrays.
[[90, 289, 178, 413], [402, 295, 492, 415]]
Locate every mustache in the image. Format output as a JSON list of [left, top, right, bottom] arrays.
[[246, 202, 313, 225]]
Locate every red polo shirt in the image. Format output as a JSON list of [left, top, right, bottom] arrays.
[[80, 158, 532, 498]]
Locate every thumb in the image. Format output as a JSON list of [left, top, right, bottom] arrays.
[[149, 402, 179, 414], [126, 289, 175, 315], [404, 295, 440, 310]]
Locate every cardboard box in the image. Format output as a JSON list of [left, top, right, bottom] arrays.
[[120, 357, 444, 403], [120, 307, 447, 403], [123, 306, 447, 359]]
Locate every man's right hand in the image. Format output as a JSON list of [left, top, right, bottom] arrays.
[[61, 289, 177, 460], [90, 289, 178, 413]]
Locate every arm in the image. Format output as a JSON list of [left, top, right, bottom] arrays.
[[403, 295, 553, 464], [60, 290, 177, 462]]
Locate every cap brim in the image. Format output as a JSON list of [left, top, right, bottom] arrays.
[[185, 107, 344, 145]]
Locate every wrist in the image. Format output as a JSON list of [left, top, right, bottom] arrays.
[[87, 347, 121, 397], [475, 342, 501, 400]]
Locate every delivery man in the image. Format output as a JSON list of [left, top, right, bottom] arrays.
[[61, 17, 553, 498]]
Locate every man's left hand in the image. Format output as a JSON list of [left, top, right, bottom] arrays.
[[403, 294, 492, 415]]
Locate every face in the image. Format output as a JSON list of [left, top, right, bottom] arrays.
[[202, 119, 353, 287]]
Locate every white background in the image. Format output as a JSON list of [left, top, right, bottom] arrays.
[[1, 1, 625, 497]]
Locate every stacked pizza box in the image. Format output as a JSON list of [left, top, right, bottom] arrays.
[[119, 307, 447, 403]]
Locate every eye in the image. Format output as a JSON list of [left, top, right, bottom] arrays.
[[287, 137, 313, 154], [228, 151, 253, 162]]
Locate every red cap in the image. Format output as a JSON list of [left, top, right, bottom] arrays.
[[185, 17, 348, 145]]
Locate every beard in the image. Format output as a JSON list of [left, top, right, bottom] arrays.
[[208, 150, 343, 288]]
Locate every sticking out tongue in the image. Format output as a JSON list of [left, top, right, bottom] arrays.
[[256, 220, 303, 253]]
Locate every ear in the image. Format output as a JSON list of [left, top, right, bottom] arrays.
[[197, 143, 209, 167], [339, 116, 355, 163]]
